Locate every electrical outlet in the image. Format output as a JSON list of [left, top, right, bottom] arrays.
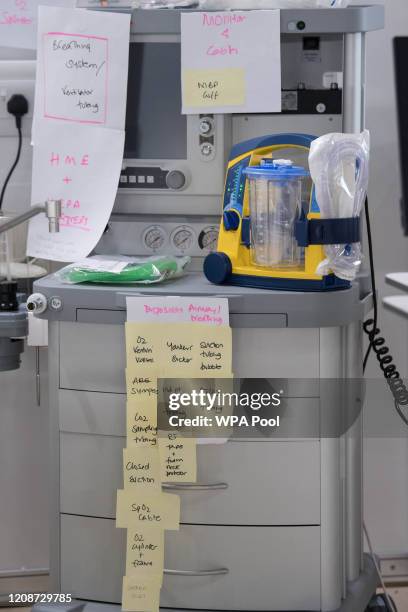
[[0, 60, 35, 137]]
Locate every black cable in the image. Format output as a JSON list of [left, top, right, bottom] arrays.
[[0, 93, 29, 213], [0, 124, 22, 212], [363, 196, 408, 427]]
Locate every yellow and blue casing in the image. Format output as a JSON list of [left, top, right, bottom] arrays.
[[204, 133, 351, 292]]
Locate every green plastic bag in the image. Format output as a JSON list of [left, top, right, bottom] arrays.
[[56, 255, 191, 285]]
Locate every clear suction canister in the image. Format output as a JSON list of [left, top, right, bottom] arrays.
[[243, 159, 309, 268]]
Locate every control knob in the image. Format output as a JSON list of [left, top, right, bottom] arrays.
[[199, 118, 214, 136], [166, 170, 186, 190]]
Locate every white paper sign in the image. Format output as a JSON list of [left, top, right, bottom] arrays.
[[26, 122, 124, 261], [126, 297, 230, 327], [181, 10, 281, 115], [0, 0, 74, 50], [33, 6, 130, 129]]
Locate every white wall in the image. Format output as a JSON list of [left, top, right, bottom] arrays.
[[0, 47, 50, 576]]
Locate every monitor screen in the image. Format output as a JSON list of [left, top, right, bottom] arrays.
[[125, 42, 187, 161], [394, 37, 408, 235]]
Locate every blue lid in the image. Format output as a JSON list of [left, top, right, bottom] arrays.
[[243, 158, 309, 180]]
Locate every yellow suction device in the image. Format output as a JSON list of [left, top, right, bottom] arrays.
[[204, 133, 359, 291]]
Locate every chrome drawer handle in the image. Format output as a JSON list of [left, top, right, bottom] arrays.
[[164, 568, 229, 577], [162, 482, 228, 491]]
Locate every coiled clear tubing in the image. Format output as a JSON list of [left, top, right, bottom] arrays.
[[308, 131, 370, 281]]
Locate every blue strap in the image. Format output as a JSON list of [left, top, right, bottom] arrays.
[[295, 214, 361, 247], [241, 217, 251, 248]]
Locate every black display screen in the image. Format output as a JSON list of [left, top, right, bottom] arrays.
[[124, 42, 187, 160]]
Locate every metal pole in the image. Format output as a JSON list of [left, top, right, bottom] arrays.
[[343, 32, 366, 582]]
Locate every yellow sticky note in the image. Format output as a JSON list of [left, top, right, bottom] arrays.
[[127, 324, 232, 376], [123, 447, 161, 490], [127, 400, 157, 447], [126, 527, 164, 578], [159, 432, 197, 483], [193, 326, 232, 374], [126, 323, 160, 371], [116, 490, 180, 530], [183, 67, 246, 108], [122, 575, 161, 612], [126, 371, 158, 403]]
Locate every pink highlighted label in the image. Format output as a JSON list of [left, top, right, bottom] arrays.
[[127, 298, 230, 327]]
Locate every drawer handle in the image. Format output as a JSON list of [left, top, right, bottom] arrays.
[[164, 568, 229, 577], [162, 482, 228, 491]]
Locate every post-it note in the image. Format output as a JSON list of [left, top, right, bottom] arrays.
[[183, 68, 245, 108], [122, 574, 161, 612], [126, 527, 164, 578], [193, 326, 232, 373], [181, 10, 281, 115], [127, 401, 158, 447], [116, 490, 180, 530], [126, 324, 232, 375], [159, 432, 197, 483], [123, 447, 161, 490], [126, 372, 158, 403]]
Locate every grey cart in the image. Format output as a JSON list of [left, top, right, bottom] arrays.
[[33, 273, 376, 611]]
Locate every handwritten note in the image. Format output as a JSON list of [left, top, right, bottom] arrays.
[[159, 432, 197, 483], [123, 447, 161, 490], [126, 374, 158, 403], [126, 296, 229, 327], [126, 527, 164, 578], [120, 298, 233, 610], [26, 122, 124, 261], [33, 6, 130, 129], [122, 575, 161, 612], [126, 323, 232, 375], [116, 490, 180, 530], [183, 67, 245, 108], [0, 0, 74, 50], [181, 10, 281, 114], [127, 400, 158, 447]]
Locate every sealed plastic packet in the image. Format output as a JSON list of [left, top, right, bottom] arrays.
[[55, 255, 191, 285]]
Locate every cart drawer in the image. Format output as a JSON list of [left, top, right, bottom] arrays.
[[58, 389, 320, 438], [60, 515, 321, 610], [60, 433, 320, 525], [59, 322, 320, 393]]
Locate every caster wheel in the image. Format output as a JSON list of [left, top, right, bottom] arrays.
[[366, 593, 397, 612], [204, 252, 232, 285]]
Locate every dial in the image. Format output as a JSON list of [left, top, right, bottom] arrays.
[[166, 170, 186, 190], [201, 142, 214, 157], [171, 226, 195, 252], [199, 118, 214, 136], [143, 226, 166, 251], [198, 226, 219, 252]]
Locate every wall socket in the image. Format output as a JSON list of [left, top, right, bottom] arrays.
[[0, 60, 35, 137]]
